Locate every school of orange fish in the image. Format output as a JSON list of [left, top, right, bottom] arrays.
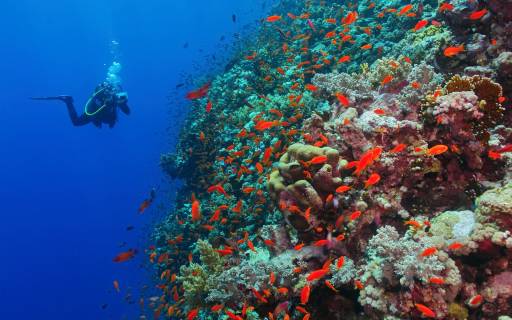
[[112, 0, 512, 319]]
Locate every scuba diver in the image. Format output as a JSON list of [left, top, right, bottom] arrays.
[[31, 82, 130, 128]]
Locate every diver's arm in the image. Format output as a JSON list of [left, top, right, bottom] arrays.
[[119, 102, 131, 115]]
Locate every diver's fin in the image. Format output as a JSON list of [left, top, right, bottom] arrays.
[[30, 95, 72, 101]]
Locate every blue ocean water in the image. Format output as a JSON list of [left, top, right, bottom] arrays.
[[0, 1, 268, 318]]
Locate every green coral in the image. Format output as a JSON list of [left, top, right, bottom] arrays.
[[448, 302, 469, 320], [412, 25, 448, 45], [178, 240, 225, 306], [393, 25, 453, 63], [368, 56, 412, 88], [475, 182, 512, 222], [430, 210, 475, 241]]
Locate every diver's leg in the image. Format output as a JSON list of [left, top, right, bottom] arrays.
[[61, 96, 90, 126]]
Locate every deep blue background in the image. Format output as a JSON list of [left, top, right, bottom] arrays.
[[0, 0, 268, 318]]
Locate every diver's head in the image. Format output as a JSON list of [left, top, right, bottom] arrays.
[[116, 92, 128, 104]]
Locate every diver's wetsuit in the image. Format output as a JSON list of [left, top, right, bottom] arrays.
[[62, 94, 130, 128], [33, 83, 130, 128]]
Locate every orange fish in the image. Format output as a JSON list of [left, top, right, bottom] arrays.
[[306, 268, 329, 281], [243, 187, 255, 194], [305, 84, 318, 92], [313, 239, 329, 247], [264, 239, 275, 247], [342, 11, 358, 25], [349, 210, 362, 221], [269, 272, 276, 285], [294, 243, 305, 251], [361, 43, 373, 50], [374, 108, 386, 115], [266, 15, 282, 22], [421, 247, 437, 257], [411, 81, 421, 89], [364, 173, 381, 188], [113, 249, 136, 262], [215, 248, 233, 256], [381, 74, 394, 85], [414, 19, 428, 31], [341, 34, 352, 42], [211, 304, 223, 312], [187, 308, 199, 320], [255, 120, 278, 131], [447, 242, 463, 250], [444, 45, 464, 57], [304, 207, 311, 222], [138, 199, 152, 214], [207, 184, 228, 197], [426, 144, 448, 156], [247, 239, 256, 252], [469, 294, 483, 305], [245, 52, 257, 60], [404, 219, 422, 229], [335, 92, 350, 106], [325, 280, 338, 292], [439, 3, 454, 12], [277, 287, 289, 295], [225, 310, 243, 320], [338, 55, 350, 63], [469, 9, 488, 20], [336, 185, 351, 193], [488, 150, 502, 160], [295, 306, 308, 314], [428, 277, 445, 285], [310, 155, 328, 164], [300, 285, 311, 304], [205, 100, 212, 113], [262, 147, 272, 164], [362, 26, 372, 35], [390, 143, 406, 153], [252, 288, 268, 303], [415, 303, 436, 318], [232, 200, 243, 213], [354, 147, 382, 175], [337, 256, 345, 269], [191, 199, 201, 222], [113, 280, 120, 292], [397, 4, 413, 16], [325, 31, 336, 39], [186, 83, 210, 100]]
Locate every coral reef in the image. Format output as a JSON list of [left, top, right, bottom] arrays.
[[147, 0, 512, 319]]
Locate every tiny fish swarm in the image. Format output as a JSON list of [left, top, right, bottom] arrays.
[[151, 0, 512, 319]]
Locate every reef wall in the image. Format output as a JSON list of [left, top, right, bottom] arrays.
[[150, 0, 512, 319]]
